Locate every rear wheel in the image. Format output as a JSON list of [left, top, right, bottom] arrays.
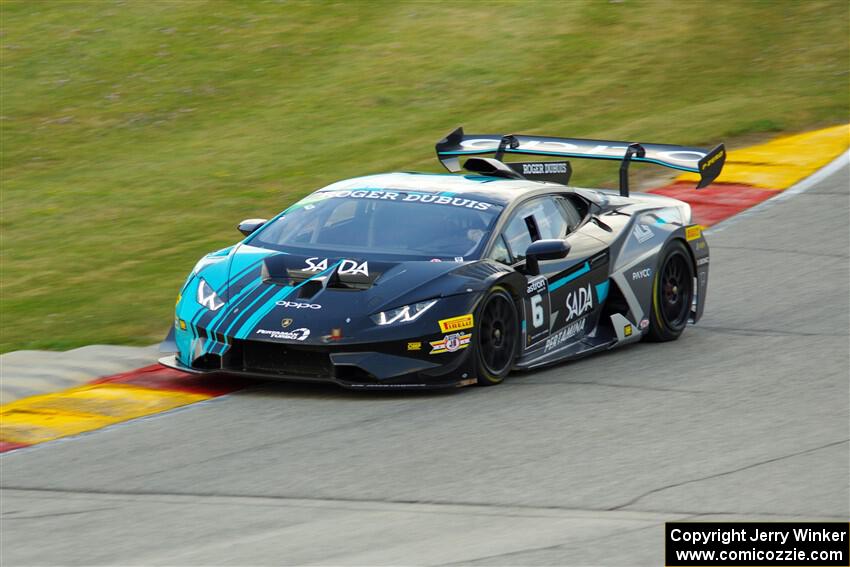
[[646, 240, 694, 342], [474, 287, 519, 386]]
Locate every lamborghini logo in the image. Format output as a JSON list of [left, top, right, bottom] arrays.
[[281, 318, 293, 328]]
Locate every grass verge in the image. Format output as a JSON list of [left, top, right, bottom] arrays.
[[1, 0, 848, 351]]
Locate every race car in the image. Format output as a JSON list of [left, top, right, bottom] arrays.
[[159, 128, 725, 389]]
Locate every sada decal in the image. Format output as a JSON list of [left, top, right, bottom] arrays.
[[304, 257, 369, 276], [565, 284, 593, 322]]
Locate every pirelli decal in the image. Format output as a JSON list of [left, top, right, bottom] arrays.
[[438, 314, 474, 333], [700, 148, 725, 170], [685, 225, 702, 241]]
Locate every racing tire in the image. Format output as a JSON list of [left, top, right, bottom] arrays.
[[646, 240, 695, 342], [474, 286, 519, 386]]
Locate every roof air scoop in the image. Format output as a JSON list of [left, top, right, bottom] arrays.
[[462, 157, 526, 180]]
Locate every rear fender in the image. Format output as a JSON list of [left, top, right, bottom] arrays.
[[681, 225, 709, 322]]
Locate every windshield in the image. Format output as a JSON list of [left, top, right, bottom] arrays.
[[249, 189, 504, 261]]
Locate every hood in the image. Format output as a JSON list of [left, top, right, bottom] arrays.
[[190, 244, 505, 345]]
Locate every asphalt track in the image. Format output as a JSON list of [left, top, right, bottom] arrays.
[[2, 160, 848, 565]]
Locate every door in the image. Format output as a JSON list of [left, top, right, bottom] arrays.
[[491, 195, 609, 353]]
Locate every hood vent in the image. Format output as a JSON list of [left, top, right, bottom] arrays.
[[261, 255, 292, 286], [326, 269, 377, 291], [297, 279, 324, 299], [452, 261, 505, 280]]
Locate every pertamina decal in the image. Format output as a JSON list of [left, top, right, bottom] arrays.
[[438, 314, 474, 333], [430, 332, 471, 355], [544, 317, 586, 352], [256, 328, 311, 341]]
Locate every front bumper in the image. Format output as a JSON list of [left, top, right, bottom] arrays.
[[159, 337, 476, 390]]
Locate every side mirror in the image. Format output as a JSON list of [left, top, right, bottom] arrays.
[[237, 218, 267, 237], [524, 239, 570, 276]]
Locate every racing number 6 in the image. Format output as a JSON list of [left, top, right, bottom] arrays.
[[524, 276, 551, 348], [531, 294, 544, 328]]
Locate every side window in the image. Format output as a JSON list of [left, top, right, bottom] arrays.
[[488, 234, 512, 265], [503, 209, 534, 262], [502, 197, 570, 262], [535, 198, 569, 240], [556, 196, 584, 232]]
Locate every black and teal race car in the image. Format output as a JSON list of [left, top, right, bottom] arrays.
[[159, 128, 725, 389]]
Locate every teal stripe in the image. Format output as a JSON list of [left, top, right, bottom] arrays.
[[232, 261, 343, 340], [186, 277, 207, 356], [207, 277, 264, 333], [549, 262, 590, 292], [595, 280, 610, 303], [234, 285, 294, 339], [200, 278, 266, 356], [194, 258, 266, 356], [179, 255, 266, 363], [225, 285, 280, 339]]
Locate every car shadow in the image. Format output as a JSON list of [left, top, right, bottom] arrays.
[[211, 373, 460, 401]]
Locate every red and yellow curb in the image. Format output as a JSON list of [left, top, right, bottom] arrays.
[[0, 365, 252, 452], [651, 123, 849, 226], [2, 124, 848, 454], [676, 123, 849, 189], [649, 183, 777, 227]]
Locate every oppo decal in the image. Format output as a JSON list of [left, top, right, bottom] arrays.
[[277, 301, 321, 309]]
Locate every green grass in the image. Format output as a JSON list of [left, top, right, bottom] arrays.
[[1, 0, 848, 352]]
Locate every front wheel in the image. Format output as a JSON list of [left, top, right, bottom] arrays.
[[646, 240, 695, 342], [474, 287, 519, 386]]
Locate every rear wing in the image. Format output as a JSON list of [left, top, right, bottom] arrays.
[[435, 127, 725, 194]]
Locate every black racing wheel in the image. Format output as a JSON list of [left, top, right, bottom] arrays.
[[646, 240, 695, 342], [474, 286, 519, 386]]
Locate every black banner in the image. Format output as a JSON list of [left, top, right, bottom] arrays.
[[666, 522, 849, 566], [506, 160, 572, 185]]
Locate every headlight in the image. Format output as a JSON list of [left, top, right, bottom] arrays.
[[371, 299, 438, 326], [192, 255, 226, 275], [196, 278, 225, 311]]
